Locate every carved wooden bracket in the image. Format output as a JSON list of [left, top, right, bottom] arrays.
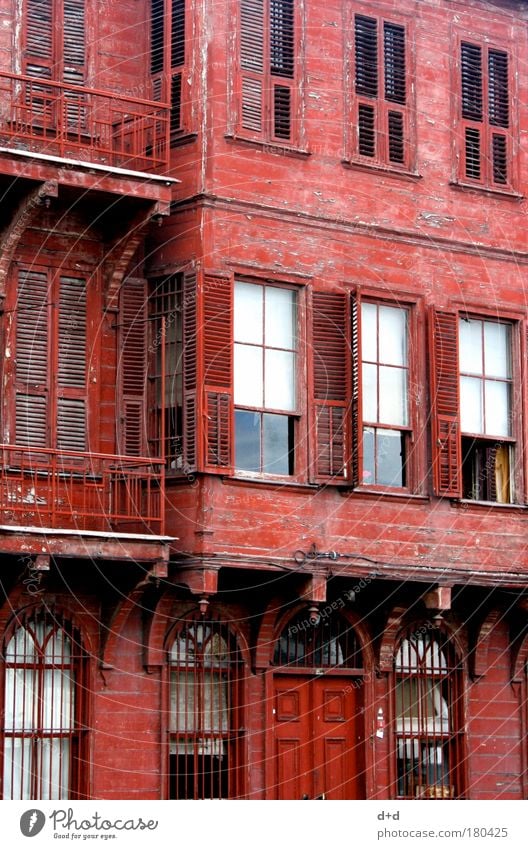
[[471, 608, 502, 679], [0, 181, 58, 298], [104, 201, 168, 310]]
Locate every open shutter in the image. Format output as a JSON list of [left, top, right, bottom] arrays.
[[311, 291, 350, 482], [119, 279, 148, 456], [202, 275, 233, 473], [182, 269, 198, 472], [239, 0, 264, 136], [15, 268, 50, 447], [56, 276, 87, 452], [429, 309, 461, 497]]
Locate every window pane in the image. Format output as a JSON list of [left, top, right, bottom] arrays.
[[485, 379, 510, 436], [234, 281, 263, 344], [234, 343, 263, 406], [362, 362, 377, 421], [484, 322, 510, 379], [235, 410, 261, 471], [378, 306, 406, 366], [265, 349, 295, 410], [362, 426, 375, 485], [263, 413, 291, 474], [460, 375, 483, 432], [459, 319, 482, 374], [376, 428, 404, 487], [379, 366, 408, 426], [3, 739, 32, 800], [361, 302, 377, 362], [265, 287, 296, 349]]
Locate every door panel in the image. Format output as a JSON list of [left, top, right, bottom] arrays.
[[273, 675, 364, 800]]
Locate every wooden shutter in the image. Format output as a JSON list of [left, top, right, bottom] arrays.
[[56, 276, 87, 452], [460, 42, 483, 182], [119, 279, 148, 457], [240, 0, 264, 135], [488, 49, 509, 186], [311, 291, 350, 482], [384, 22, 406, 165], [270, 0, 294, 141], [24, 0, 53, 79], [15, 268, 50, 447], [202, 275, 233, 473], [182, 269, 198, 472], [170, 0, 185, 132], [429, 309, 461, 497]]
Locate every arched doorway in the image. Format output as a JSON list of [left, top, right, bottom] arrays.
[[166, 616, 245, 799], [268, 609, 366, 799]]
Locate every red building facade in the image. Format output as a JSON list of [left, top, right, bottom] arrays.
[[0, 0, 527, 800]]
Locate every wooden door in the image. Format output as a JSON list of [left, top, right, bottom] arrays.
[[272, 674, 364, 799]]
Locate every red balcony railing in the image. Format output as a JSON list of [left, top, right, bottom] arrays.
[[0, 71, 169, 172], [0, 445, 165, 535]]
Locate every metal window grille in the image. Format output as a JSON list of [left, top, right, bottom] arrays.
[[2, 609, 86, 800], [167, 618, 244, 799], [393, 625, 463, 799], [273, 610, 363, 669]]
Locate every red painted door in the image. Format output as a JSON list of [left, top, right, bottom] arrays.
[[272, 674, 364, 799]]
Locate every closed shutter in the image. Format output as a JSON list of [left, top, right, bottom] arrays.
[[15, 268, 50, 447], [119, 279, 148, 456], [460, 42, 483, 182], [488, 49, 509, 185], [354, 14, 408, 167], [311, 291, 349, 481], [203, 275, 233, 473], [429, 309, 461, 497], [182, 269, 198, 472], [63, 0, 86, 128], [56, 276, 87, 452], [170, 0, 185, 133], [270, 0, 294, 141], [240, 0, 265, 135], [24, 0, 53, 79]]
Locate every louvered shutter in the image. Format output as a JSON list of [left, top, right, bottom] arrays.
[[354, 15, 408, 167], [24, 0, 53, 79], [270, 0, 294, 141], [202, 275, 233, 473], [488, 49, 509, 186], [56, 276, 87, 452], [384, 22, 406, 165], [182, 269, 198, 472], [240, 0, 265, 136], [62, 0, 86, 129], [119, 279, 148, 457], [311, 291, 350, 482], [170, 0, 185, 133], [429, 309, 461, 497], [15, 268, 50, 447], [460, 42, 483, 182]]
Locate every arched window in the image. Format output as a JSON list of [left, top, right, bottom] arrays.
[[167, 618, 244, 799], [1, 610, 87, 800], [273, 610, 363, 669], [394, 625, 463, 799]]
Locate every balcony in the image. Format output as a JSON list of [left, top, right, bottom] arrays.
[[0, 445, 165, 536], [0, 71, 170, 173]]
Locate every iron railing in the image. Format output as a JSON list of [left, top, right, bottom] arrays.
[[0, 71, 169, 172], [0, 444, 165, 535]]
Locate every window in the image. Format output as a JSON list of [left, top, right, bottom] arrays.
[[234, 280, 297, 475], [237, 0, 297, 144], [22, 0, 86, 128], [2, 610, 87, 800], [460, 318, 513, 502], [167, 618, 244, 799], [458, 39, 512, 189], [7, 266, 90, 453], [394, 626, 463, 799], [151, 0, 187, 135], [350, 12, 411, 168], [361, 302, 410, 487], [430, 309, 518, 502]]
